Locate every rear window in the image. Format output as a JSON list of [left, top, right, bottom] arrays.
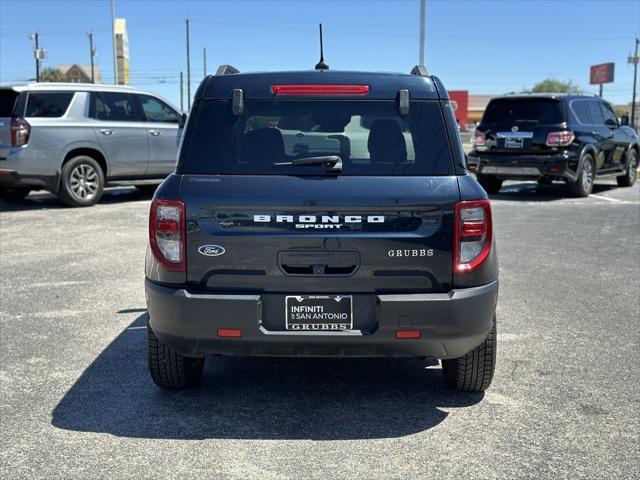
[[179, 100, 453, 176], [25, 92, 74, 117], [482, 99, 565, 125], [0, 90, 19, 117]]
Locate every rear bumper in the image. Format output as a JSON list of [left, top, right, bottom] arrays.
[[145, 278, 499, 359], [467, 150, 579, 181], [0, 168, 57, 191]]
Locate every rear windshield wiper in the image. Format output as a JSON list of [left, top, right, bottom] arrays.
[[273, 155, 342, 173]]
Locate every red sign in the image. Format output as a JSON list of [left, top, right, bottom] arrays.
[[590, 63, 614, 85], [449, 90, 469, 126]]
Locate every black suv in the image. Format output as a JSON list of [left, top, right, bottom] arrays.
[[467, 94, 639, 196], [145, 65, 498, 392]]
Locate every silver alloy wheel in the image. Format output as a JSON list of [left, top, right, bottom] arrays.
[[582, 159, 594, 192], [629, 151, 638, 182], [69, 163, 99, 201]]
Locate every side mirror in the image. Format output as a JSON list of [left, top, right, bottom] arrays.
[[179, 112, 187, 127], [605, 118, 617, 127], [620, 115, 629, 126]]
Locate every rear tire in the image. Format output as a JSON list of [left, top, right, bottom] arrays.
[[58, 155, 105, 207], [442, 316, 496, 392], [568, 154, 595, 197], [0, 186, 31, 202], [617, 148, 638, 187], [476, 175, 503, 194], [147, 323, 204, 390]]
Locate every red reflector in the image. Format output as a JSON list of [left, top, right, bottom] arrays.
[[156, 219, 179, 234], [217, 328, 242, 338], [468, 164, 477, 172], [396, 330, 421, 339], [0, 170, 14, 176], [461, 221, 486, 237], [549, 166, 562, 173], [272, 84, 370, 95]]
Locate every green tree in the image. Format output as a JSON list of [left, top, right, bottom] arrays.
[[40, 67, 65, 82], [523, 78, 580, 94]]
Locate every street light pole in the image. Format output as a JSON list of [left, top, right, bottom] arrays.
[[29, 32, 41, 82], [419, 0, 426, 66], [629, 37, 639, 129], [87, 31, 95, 83], [186, 18, 191, 110], [203, 47, 207, 77], [180, 71, 184, 113]]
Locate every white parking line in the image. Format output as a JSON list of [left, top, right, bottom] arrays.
[[589, 194, 623, 203]]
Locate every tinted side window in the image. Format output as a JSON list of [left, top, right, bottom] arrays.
[[0, 90, 19, 116], [25, 93, 74, 117], [601, 102, 618, 126], [482, 99, 564, 125], [90, 92, 141, 122], [571, 100, 591, 124], [588, 101, 604, 125], [138, 95, 178, 123]]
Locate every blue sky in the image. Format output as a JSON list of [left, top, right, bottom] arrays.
[[1, 0, 638, 109]]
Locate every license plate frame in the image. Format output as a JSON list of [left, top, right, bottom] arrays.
[[285, 295, 353, 331], [504, 137, 524, 149]]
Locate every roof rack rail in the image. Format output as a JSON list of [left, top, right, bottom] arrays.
[[215, 64, 240, 76], [410, 65, 429, 77]]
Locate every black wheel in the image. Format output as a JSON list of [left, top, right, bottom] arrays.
[[477, 175, 503, 194], [58, 155, 105, 207], [147, 323, 204, 390], [135, 184, 159, 196], [568, 154, 595, 197], [617, 148, 638, 187], [442, 316, 496, 392], [0, 186, 31, 202]]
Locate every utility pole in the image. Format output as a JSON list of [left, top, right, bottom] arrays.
[[599, 84, 603, 98], [29, 33, 41, 82], [419, 0, 426, 66], [186, 18, 191, 110], [629, 37, 639, 129], [87, 31, 96, 83], [180, 71, 184, 113], [203, 47, 207, 77], [111, 0, 118, 84]]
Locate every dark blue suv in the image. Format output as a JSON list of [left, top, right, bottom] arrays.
[[145, 65, 499, 392], [467, 93, 639, 196]]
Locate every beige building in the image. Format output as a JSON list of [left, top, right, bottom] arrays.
[[58, 64, 102, 84]]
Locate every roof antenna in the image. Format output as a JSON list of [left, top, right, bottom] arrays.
[[315, 23, 329, 70]]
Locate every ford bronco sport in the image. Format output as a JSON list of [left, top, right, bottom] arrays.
[[145, 65, 499, 392]]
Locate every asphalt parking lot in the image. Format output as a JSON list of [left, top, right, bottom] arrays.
[[1, 180, 639, 480]]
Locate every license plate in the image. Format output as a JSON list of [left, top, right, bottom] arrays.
[[504, 137, 524, 149], [285, 295, 353, 331]]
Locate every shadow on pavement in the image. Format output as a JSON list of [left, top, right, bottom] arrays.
[[52, 313, 483, 440], [490, 181, 619, 202], [0, 187, 155, 212]]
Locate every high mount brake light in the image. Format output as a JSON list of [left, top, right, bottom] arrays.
[[546, 131, 574, 147], [149, 199, 186, 272], [11, 118, 30, 147], [473, 129, 485, 147], [454, 200, 492, 274], [271, 84, 370, 95]]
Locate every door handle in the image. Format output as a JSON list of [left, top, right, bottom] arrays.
[[607, 131, 614, 138], [149, 130, 160, 136], [99, 129, 113, 136]]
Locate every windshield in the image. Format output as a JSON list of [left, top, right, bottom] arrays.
[[179, 100, 454, 176], [482, 99, 565, 125]]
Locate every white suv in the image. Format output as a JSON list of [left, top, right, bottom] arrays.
[[0, 83, 184, 206]]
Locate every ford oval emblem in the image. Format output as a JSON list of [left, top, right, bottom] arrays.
[[198, 245, 226, 257]]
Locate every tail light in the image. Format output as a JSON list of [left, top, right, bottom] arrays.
[[454, 200, 492, 273], [149, 199, 186, 271], [473, 129, 485, 147], [11, 118, 30, 146], [546, 131, 574, 147]]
